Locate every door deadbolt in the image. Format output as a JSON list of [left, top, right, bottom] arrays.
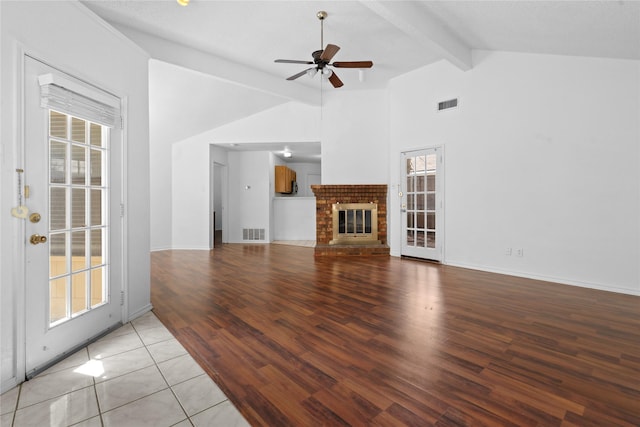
[[30, 234, 47, 245], [29, 213, 41, 223]]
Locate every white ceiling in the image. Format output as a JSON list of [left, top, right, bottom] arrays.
[[82, 0, 640, 160]]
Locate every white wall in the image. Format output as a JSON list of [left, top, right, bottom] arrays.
[[273, 198, 316, 241], [321, 90, 389, 184], [389, 51, 640, 295], [227, 151, 273, 243], [206, 101, 320, 143], [148, 60, 174, 251], [171, 139, 211, 249], [1, 1, 151, 392]]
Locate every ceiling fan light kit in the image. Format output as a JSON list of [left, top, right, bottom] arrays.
[[275, 11, 373, 88]]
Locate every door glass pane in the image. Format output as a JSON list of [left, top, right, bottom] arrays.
[[90, 149, 102, 186], [50, 187, 66, 230], [407, 194, 414, 210], [416, 174, 425, 192], [90, 229, 103, 267], [406, 158, 414, 174], [406, 176, 414, 192], [90, 189, 102, 226], [427, 193, 435, 210], [427, 174, 435, 191], [72, 188, 85, 228], [72, 145, 86, 184], [49, 233, 67, 276], [50, 111, 67, 138], [91, 267, 105, 308], [90, 123, 102, 147], [406, 229, 414, 246], [50, 141, 67, 184], [416, 230, 425, 247], [71, 230, 86, 271], [71, 272, 87, 316], [427, 232, 436, 248], [427, 213, 435, 230], [416, 194, 425, 210], [426, 154, 437, 171], [50, 277, 67, 324], [71, 117, 86, 143]]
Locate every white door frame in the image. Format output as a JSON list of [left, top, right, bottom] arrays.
[[400, 145, 445, 261], [22, 54, 125, 377]]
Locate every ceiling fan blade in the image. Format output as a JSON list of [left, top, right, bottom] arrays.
[[320, 44, 340, 61], [275, 59, 314, 65], [328, 72, 343, 88], [286, 68, 314, 81], [332, 61, 373, 68]]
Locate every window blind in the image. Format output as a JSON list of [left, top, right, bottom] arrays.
[[38, 74, 120, 128]]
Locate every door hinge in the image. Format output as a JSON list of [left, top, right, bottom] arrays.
[[120, 291, 125, 306], [120, 203, 125, 218]]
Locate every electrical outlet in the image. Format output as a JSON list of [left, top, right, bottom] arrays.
[[505, 247, 512, 256], [515, 248, 523, 257]]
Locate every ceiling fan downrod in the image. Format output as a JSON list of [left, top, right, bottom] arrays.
[[317, 11, 327, 51]]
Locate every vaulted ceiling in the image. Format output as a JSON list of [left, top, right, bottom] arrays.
[[82, 0, 640, 155]]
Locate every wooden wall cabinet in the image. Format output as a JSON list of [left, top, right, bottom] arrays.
[[275, 165, 297, 194]]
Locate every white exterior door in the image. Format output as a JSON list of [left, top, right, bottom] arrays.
[[401, 147, 444, 261], [24, 57, 123, 376]]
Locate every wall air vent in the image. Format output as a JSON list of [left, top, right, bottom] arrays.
[[438, 98, 458, 111], [242, 228, 265, 241]]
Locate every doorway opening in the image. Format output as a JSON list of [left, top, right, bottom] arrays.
[[210, 161, 227, 248]]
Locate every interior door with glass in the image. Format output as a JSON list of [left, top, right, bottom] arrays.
[[24, 57, 123, 376], [401, 148, 443, 261]]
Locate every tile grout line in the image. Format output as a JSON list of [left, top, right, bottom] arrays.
[[131, 319, 193, 426], [88, 346, 106, 427], [9, 384, 22, 427]]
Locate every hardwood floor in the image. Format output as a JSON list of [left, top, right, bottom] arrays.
[[151, 245, 640, 426]]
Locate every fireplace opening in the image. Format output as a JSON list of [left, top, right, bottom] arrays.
[[330, 203, 380, 245]]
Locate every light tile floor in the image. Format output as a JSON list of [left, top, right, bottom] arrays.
[[0, 311, 250, 427]]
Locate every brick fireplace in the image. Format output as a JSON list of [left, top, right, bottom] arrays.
[[311, 185, 389, 256]]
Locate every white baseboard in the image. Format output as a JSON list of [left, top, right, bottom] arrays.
[[127, 303, 153, 323], [444, 260, 640, 296]]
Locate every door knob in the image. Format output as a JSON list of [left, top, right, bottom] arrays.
[[30, 234, 47, 245]]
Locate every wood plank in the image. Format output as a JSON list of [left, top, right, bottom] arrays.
[[151, 245, 640, 426]]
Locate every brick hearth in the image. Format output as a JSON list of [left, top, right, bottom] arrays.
[[311, 185, 389, 256]]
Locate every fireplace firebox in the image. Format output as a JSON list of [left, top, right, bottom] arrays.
[[330, 203, 380, 245]]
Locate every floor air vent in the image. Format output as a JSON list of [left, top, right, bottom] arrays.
[[438, 98, 458, 111], [243, 228, 265, 241]]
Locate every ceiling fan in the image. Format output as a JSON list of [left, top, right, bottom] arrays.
[[274, 11, 373, 88]]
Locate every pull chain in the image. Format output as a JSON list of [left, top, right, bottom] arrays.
[[11, 169, 29, 218], [17, 169, 23, 207]]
